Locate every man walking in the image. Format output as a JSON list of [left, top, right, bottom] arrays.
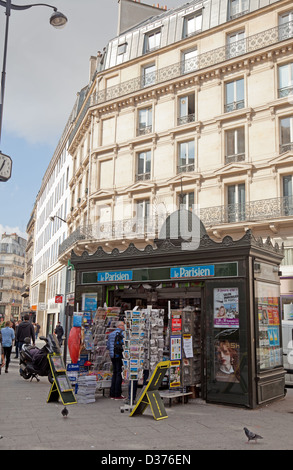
[[54, 321, 64, 346], [106, 321, 125, 400], [0, 321, 15, 373], [16, 314, 35, 353]]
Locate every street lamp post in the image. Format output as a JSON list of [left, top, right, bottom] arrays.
[[0, 0, 67, 181], [49, 215, 67, 223]]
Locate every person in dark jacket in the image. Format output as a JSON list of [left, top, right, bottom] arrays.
[[106, 321, 125, 400], [16, 314, 35, 354], [54, 322, 64, 346]]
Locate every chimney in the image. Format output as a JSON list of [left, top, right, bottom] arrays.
[[89, 55, 98, 81], [117, 0, 167, 36]]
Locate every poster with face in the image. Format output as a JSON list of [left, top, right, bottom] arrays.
[[214, 288, 239, 328], [214, 336, 240, 383]]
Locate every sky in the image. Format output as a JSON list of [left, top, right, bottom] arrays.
[[0, 0, 184, 239]]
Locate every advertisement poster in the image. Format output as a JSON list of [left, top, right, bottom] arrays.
[[170, 335, 182, 360], [82, 293, 98, 323], [183, 335, 193, 358], [214, 336, 240, 383], [214, 288, 239, 328], [172, 317, 182, 333], [171, 310, 182, 333], [255, 282, 282, 370], [169, 361, 181, 388]]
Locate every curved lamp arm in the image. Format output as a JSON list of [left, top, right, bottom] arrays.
[[0, 1, 59, 12], [0, 0, 67, 146]]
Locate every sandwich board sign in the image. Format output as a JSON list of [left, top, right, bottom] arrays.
[[130, 361, 170, 420], [47, 354, 77, 405]]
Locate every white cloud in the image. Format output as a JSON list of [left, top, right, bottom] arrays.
[[0, 224, 27, 240]]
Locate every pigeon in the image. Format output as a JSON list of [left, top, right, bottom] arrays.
[[61, 407, 69, 418], [243, 427, 263, 443]]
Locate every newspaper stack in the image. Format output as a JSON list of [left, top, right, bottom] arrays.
[[76, 375, 96, 404]]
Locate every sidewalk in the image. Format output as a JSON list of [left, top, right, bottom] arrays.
[[1, 350, 293, 452]]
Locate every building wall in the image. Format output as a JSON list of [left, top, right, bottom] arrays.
[[0, 233, 26, 322], [30, 139, 73, 335], [63, 0, 293, 314]]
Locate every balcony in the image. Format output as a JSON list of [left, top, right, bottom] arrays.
[[224, 100, 245, 113], [59, 196, 293, 259], [58, 215, 167, 257], [225, 153, 245, 164], [135, 172, 151, 182], [137, 125, 152, 136], [177, 163, 195, 173], [177, 114, 196, 125], [69, 21, 293, 146], [200, 195, 293, 226], [280, 142, 293, 153], [278, 86, 293, 99]]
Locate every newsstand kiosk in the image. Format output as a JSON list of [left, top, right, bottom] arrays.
[[70, 211, 285, 409]]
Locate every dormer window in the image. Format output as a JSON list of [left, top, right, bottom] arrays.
[[183, 11, 202, 37], [144, 29, 161, 54], [117, 43, 127, 55]]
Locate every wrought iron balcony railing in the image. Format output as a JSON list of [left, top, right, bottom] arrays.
[[68, 21, 293, 146], [177, 163, 195, 173], [59, 196, 293, 257], [280, 142, 293, 153], [135, 172, 151, 181], [278, 86, 293, 98], [225, 153, 245, 164], [137, 125, 152, 136], [177, 114, 196, 125], [224, 100, 245, 113], [200, 195, 293, 226]]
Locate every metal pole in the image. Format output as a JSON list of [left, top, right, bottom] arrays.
[[63, 302, 69, 365], [0, 0, 11, 144]]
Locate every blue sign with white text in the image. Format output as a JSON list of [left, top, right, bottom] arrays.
[[170, 265, 215, 279], [97, 270, 133, 282]]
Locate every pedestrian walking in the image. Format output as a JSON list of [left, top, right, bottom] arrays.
[[14, 321, 19, 358], [35, 322, 40, 340], [106, 321, 125, 400], [54, 321, 64, 346], [16, 314, 35, 354], [0, 321, 15, 373]]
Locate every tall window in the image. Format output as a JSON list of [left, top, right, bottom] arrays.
[[279, 11, 293, 41], [278, 62, 293, 98], [135, 199, 150, 235], [225, 78, 244, 112], [183, 11, 202, 37], [178, 94, 195, 125], [283, 175, 293, 215], [182, 49, 198, 74], [144, 30, 161, 53], [136, 151, 151, 181], [136, 199, 150, 219], [178, 141, 195, 173], [229, 0, 249, 19], [180, 192, 195, 211], [280, 116, 293, 153], [227, 183, 245, 222], [138, 107, 152, 135], [225, 127, 245, 163], [226, 30, 246, 59], [142, 63, 156, 88]]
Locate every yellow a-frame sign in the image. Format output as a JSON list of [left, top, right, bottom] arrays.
[[130, 361, 170, 420], [47, 354, 77, 406]]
